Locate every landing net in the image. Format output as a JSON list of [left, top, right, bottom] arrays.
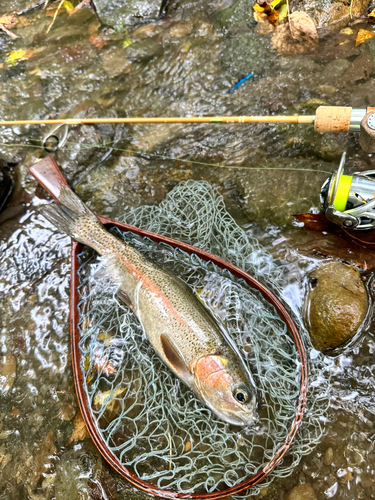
[[76, 180, 329, 496]]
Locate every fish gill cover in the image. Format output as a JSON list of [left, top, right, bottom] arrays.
[[76, 180, 330, 496]]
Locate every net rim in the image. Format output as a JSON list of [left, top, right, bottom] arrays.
[[70, 214, 308, 500]]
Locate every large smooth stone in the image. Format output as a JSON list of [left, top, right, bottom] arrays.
[[93, 0, 164, 29], [304, 261, 368, 351]]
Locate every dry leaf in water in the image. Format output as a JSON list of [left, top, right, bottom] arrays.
[[5, 49, 34, 66], [65, 411, 89, 446], [253, 0, 285, 27], [355, 28, 375, 46], [46, 0, 73, 16], [272, 11, 318, 54], [93, 387, 126, 412], [0, 12, 18, 39], [89, 35, 107, 49], [293, 212, 336, 231]]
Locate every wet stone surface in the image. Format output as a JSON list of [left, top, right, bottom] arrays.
[[1, 0, 375, 499], [304, 261, 369, 351]]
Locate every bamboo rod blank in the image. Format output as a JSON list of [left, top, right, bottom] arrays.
[[0, 115, 315, 126]]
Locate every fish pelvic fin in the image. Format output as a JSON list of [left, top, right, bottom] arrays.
[[41, 184, 104, 246]]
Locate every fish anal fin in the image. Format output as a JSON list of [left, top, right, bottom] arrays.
[[160, 334, 191, 380]]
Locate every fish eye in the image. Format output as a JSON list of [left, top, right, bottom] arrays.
[[233, 386, 250, 404]]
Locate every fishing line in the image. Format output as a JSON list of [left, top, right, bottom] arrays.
[[0, 141, 334, 175]]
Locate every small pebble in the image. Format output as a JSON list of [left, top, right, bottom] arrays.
[[184, 441, 191, 452], [324, 447, 333, 466], [286, 483, 317, 500]]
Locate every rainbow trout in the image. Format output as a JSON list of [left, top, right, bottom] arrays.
[[42, 184, 258, 426]]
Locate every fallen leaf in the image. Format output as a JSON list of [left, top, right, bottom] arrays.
[[5, 49, 34, 66], [355, 28, 375, 46], [0, 12, 17, 28], [293, 212, 336, 231], [291, 212, 375, 269], [89, 35, 107, 50], [272, 11, 318, 54], [340, 27, 353, 35], [253, 0, 283, 26], [0, 12, 18, 39], [65, 411, 89, 446], [46, 0, 73, 16], [123, 38, 132, 48], [93, 387, 126, 412], [69, 0, 91, 16], [369, 7, 375, 19], [278, 3, 288, 22]]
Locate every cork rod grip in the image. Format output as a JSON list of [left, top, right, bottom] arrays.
[[314, 106, 352, 134]]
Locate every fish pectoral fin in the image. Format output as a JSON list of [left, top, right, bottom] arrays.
[[160, 334, 192, 381], [117, 289, 132, 308]]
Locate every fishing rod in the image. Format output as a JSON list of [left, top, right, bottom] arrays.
[[2, 105, 375, 152], [5, 104, 375, 230]]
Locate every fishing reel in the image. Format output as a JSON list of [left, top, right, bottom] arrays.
[[321, 152, 375, 230]]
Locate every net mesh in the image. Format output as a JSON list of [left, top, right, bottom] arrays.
[[76, 180, 329, 496]]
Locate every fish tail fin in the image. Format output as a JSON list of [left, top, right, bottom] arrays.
[[41, 184, 105, 246]]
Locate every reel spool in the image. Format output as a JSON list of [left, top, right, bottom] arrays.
[[321, 152, 375, 230]]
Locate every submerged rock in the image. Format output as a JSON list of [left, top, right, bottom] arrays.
[[28, 431, 57, 491], [52, 100, 126, 188], [0, 353, 16, 395], [126, 39, 163, 62], [286, 483, 317, 500], [55, 446, 102, 500], [93, 0, 164, 29], [0, 163, 12, 213], [304, 262, 368, 351], [236, 158, 330, 226]]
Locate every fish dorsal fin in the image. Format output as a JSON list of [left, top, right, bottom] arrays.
[[160, 334, 192, 381]]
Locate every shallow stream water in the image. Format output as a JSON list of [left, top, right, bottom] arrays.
[[1, 0, 375, 499]]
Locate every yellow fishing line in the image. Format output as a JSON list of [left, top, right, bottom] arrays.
[[329, 174, 353, 211]]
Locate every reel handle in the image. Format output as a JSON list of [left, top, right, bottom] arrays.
[[29, 156, 69, 203]]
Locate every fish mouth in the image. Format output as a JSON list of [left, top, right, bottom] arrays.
[[210, 404, 258, 427], [196, 389, 259, 427]]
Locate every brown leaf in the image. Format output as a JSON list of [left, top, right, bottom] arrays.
[[291, 213, 375, 269], [293, 213, 337, 231], [69, 0, 91, 16], [65, 411, 89, 446], [0, 12, 17, 29], [89, 35, 107, 50], [272, 11, 318, 54], [0, 12, 18, 38]]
